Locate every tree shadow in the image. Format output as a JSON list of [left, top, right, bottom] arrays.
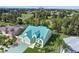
[[45, 33, 60, 46]]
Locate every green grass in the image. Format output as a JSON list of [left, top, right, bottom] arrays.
[[23, 48, 42, 53], [0, 22, 16, 26], [21, 14, 33, 19]]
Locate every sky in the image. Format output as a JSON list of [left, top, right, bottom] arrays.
[[0, 0, 79, 9], [0, 6, 79, 9]]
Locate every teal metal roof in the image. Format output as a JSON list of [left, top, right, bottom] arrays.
[[38, 26, 49, 40], [34, 30, 40, 38], [26, 30, 32, 39], [20, 26, 51, 41]]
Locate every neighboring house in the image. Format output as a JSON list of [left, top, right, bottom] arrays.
[[0, 25, 22, 39], [63, 36, 79, 53], [18, 25, 52, 48]]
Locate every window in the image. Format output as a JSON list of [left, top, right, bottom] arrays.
[[34, 39, 43, 48], [39, 40, 42, 43]]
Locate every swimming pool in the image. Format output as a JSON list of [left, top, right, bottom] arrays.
[[6, 42, 28, 53]]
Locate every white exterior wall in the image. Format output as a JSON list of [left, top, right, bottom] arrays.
[[19, 36, 31, 45], [38, 39, 43, 48]]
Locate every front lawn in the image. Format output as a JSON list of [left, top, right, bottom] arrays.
[[24, 33, 69, 53]]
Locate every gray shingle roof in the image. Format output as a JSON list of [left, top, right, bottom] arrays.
[[63, 36, 79, 52]]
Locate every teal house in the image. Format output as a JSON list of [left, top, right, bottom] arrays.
[[19, 25, 52, 48]]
